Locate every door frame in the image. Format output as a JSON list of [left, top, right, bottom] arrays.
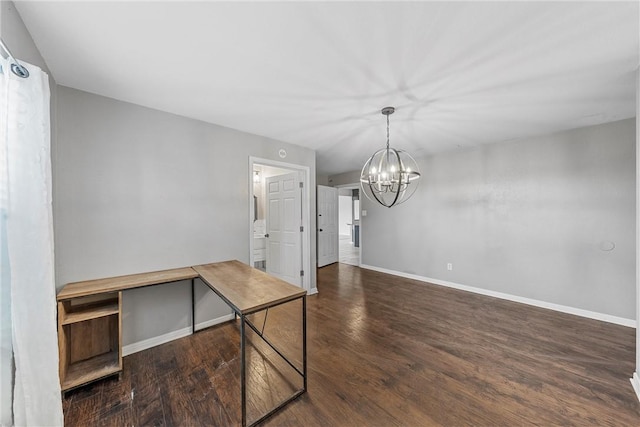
[[335, 183, 362, 267], [249, 156, 311, 293]]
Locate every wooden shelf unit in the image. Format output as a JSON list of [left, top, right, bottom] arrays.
[[57, 292, 122, 392], [61, 299, 119, 325], [56, 267, 198, 392]]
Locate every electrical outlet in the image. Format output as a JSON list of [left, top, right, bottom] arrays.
[[361, 210, 367, 217], [447, 263, 453, 271]]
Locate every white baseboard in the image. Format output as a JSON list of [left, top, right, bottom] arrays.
[[631, 372, 640, 402], [122, 313, 235, 356], [196, 313, 235, 330], [360, 264, 636, 328], [309, 287, 318, 295]]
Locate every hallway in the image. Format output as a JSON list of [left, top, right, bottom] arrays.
[[339, 235, 359, 266]]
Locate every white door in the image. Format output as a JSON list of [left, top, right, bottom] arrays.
[[317, 185, 338, 267], [266, 172, 302, 286]]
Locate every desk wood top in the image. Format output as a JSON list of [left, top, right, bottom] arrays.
[[193, 260, 306, 314], [57, 267, 199, 300]]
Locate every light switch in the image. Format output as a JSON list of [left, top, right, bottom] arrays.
[[362, 210, 367, 216]]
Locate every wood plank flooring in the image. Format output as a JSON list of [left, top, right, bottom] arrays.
[[62, 263, 640, 426]]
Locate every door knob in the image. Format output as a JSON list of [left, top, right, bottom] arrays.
[[319, 229, 323, 232], [265, 233, 269, 238]]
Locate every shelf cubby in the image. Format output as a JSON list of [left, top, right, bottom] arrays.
[[58, 291, 122, 392]]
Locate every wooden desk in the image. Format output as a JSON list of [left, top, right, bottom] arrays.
[[57, 260, 307, 427], [194, 260, 306, 314], [57, 267, 200, 392], [194, 261, 307, 427], [57, 267, 198, 299]]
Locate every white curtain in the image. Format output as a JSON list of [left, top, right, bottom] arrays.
[[0, 57, 63, 425]]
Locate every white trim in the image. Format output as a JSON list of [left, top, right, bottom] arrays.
[[360, 264, 636, 328], [309, 287, 318, 295], [249, 156, 312, 293], [631, 372, 640, 402], [122, 313, 235, 356], [122, 327, 190, 357], [195, 313, 235, 330]]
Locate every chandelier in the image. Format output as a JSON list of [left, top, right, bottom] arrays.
[[360, 107, 421, 208]]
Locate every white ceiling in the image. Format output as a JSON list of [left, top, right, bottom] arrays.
[[15, 1, 639, 176]]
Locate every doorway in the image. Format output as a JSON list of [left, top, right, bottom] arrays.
[[337, 186, 360, 266], [249, 157, 311, 292], [317, 185, 338, 267]]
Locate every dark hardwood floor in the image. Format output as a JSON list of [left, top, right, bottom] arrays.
[[63, 263, 640, 426]]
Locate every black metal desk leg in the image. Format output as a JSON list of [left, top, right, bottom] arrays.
[[191, 278, 196, 333], [241, 314, 247, 427], [303, 295, 307, 391]]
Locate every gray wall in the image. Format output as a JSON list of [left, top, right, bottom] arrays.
[[362, 119, 636, 320], [55, 86, 316, 345], [329, 170, 360, 187], [1, 1, 51, 73], [317, 174, 329, 186], [0, 3, 57, 425]]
